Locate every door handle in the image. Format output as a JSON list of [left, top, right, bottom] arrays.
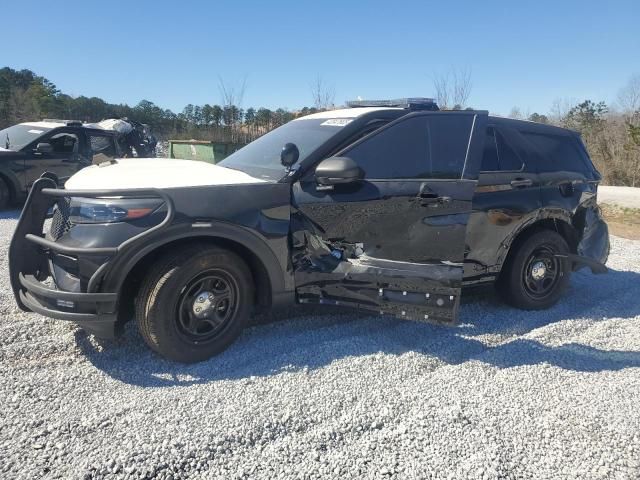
[[419, 193, 451, 206], [419, 192, 439, 199], [510, 178, 533, 188]]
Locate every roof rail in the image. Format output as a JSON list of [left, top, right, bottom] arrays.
[[43, 119, 83, 126], [346, 98, 439, 111]]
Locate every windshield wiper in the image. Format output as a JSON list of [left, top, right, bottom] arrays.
[[4, 133, 9, 150]]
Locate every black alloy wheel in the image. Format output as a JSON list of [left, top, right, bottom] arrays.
[[499, 230, 571, 310], [135, 245, 254, 363], [176, 270, 239, 344], [522, 245, 562, 301]]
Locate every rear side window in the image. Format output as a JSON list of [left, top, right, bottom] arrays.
[[344, 114, 474, 179], [481, 128, 499, 171], [88, 134, 117, 164], [481, 127, 524, 171], [520, 132, 588, 174]]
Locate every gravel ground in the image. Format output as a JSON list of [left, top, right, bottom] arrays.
[[1, 211, 640, 480]]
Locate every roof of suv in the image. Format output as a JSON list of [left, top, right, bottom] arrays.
[[488, 115, 579, 136], [19, 121, 118, 135], [298, 107, 578, 136], [20, 121, 68, 129], [293, 107, 403, 121]]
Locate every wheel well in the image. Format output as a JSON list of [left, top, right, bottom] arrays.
[[0, 172, 16, 202], [116, 236, 273, 325], [498, 218, 578, 280]]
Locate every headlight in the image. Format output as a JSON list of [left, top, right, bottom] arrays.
[[68, 197, 163, 224]]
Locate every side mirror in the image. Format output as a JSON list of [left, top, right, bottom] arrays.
[[35, 142, 53, 154], [315, 156, 363, 185], [280, 143, 299, 169]]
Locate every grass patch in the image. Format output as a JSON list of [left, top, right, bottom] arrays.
[[600, 203, 640, 240]]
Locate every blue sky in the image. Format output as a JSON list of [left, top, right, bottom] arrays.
[[2, 0, 638, 115]]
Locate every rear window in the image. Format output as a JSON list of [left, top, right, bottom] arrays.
[[481, 127, 523, 172], [88, 134, 117, 164], [520, 132, 590, 174], [89, 135, 116, 155]]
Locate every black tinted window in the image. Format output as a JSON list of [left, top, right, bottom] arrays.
[[521, 132, 588, 174], [49, 133, 78, 154], [481, 128, 499, 171], [481, 127, 523, 171], [496, 130, 523, 170], [89, 134, 117, 164], [345, 114, 474, 179]]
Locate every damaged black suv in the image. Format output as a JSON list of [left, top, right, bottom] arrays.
[[0, 120, 121, 208], [10, 98, 609, 362]]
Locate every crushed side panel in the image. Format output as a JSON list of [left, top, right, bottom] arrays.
[[291, 209, 461, 323]]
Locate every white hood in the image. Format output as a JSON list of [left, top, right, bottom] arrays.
[[65, 158, 268, 190]]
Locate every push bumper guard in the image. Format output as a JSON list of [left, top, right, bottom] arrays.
[[9, 177, 174, 338]]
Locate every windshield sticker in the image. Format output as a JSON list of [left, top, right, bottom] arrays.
[[321, 118, 353, 127], [28, 129, 44, 134]]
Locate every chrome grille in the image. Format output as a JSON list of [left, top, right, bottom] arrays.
[[49, 198, 72, 240]]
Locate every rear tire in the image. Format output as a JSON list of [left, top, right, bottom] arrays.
[[498, 230, 571, 310], [135, 245, 254, 363]]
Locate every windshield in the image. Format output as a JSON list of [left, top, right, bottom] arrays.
[[219, 117, 353, 179], [0, 123, 53, 151]]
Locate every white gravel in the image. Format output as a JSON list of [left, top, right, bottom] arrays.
[[599, 186, 640, 209], [1, 211, 640, 479]]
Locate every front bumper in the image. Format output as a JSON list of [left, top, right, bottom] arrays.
[[9, 177, 173, 338], [18, 273, 119, 337]]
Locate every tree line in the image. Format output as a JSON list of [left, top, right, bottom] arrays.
[[2, 67, 639, 186], [432, 68, 640, 187], [507, 75, 640, 186], [0, 67, 323, 144]]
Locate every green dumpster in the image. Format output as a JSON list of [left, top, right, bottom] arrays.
[[168, 140, 244, 164]]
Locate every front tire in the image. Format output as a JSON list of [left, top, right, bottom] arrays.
[[135, 245, 254, 363], [499, 230, 571, 310]]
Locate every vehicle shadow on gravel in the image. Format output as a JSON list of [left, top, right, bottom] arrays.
[[75, 267, 640, 387], [0, 209, 21, 220]]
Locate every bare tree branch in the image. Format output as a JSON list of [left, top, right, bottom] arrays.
[[218, 75, 248, 109], [432, 67, 472, 110], [451, 67, 472, 109], [509, 106, 523, 119], [433, 72, 450, 110], [311, 75, 335, 110], [549, 97, 578, 126], [218, 76, 248, 141], [618, 73, 640, 117]]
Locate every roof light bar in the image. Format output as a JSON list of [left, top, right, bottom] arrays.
[[346, 97, 438, 110]]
